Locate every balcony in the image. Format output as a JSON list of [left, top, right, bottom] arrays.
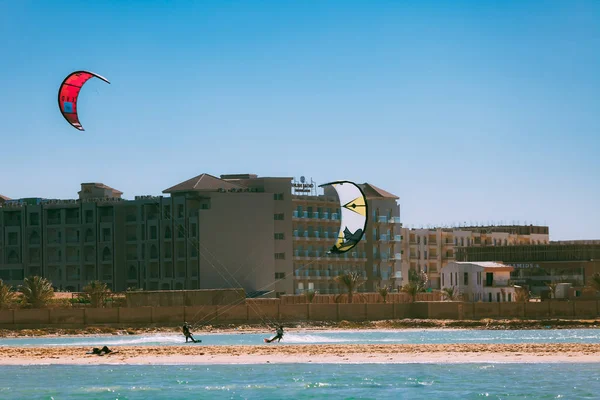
[[377, 216, 388, 223], [389, 217, 401, 224], [429, 254, 438, 260], [312, 212, 319, 219], [331, 213, 339, 220], [322, 212, 329, 220], [47, 218, 61, 225], [293, 211, 299, 218], [390, 253, 402, 260], [379, 234, 388, 242], [391, 235, 402, 242], [485, 280, 513, 288]]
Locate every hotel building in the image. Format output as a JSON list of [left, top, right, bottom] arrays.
[[291, 183, 401, 294], [0, 174, 401, 297], [401, 225, 550, 289]]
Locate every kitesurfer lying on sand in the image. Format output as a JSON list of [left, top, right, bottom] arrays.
[[87, 346, 115, 356], [182, 322, 201, 343], [265, 324, 284, 343]]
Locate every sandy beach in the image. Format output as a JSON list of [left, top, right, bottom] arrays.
[[0, 343, 598, 365]]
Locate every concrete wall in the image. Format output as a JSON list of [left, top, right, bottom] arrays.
[[0, 300, 598, 328], [126, 289, 246, 307], [428, 302, 460, 319]]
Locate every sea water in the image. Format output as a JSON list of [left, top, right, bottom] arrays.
[[0, 363, 598, 399], [1, 328, 600, 347]]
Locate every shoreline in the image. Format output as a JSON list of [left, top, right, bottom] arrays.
[[0, 343, 598, 365], [1, 318, 599, 338]]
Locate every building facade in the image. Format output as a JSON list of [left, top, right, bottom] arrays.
[[401, 225, 550, 289], [0, 174, 402, 297], [291, 183, 402, 294], [455, 243, 600, 296]]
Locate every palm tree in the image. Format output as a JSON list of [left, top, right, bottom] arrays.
[[514, 286, 530, 303], [546, 282, 558, 299], [0, 280, 14, 309], [83, 280, 111, 308], [378, 286, 390, 303], [19, 276, 54, 309], [305, 289, 316, 304], [442, 286, 458, 301], [401, 269, 428, 303], [334, 271, 365, 304], [588, 273, 600, 293]]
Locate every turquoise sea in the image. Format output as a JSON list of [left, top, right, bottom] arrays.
[[1, 363, 599, 399], [1, 328, 599, 347]]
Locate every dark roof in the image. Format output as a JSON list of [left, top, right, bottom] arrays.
[[163, 173, 247, 194], [80, 183, 123, 195], [0, 195, 10, 201], [361, 183, 399, 200]]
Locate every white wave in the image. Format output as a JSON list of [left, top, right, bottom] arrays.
[[47, 334, 184, 346]]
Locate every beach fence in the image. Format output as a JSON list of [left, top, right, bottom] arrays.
[[0, 300, 598, 328]]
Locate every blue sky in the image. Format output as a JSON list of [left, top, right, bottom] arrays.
[[0, 0, 598, 240]]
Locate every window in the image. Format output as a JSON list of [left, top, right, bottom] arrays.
[[163, 205, 171, 220], [274, 233, 285, 240], [29, 212, 40, 226], [274, 253, 285, 260], [497, 293, 501, 302], [102, 228, 111, 242], [274, 213, 284, 220], [177, 204, 184, 218], [442, 273, 445, 286], [190, 223, 197, 238], [165, 226, 172, 239], [450, 272, 453, 286], [275, 272, 286, 280], [8, 232, 18, 246], [150, 226, 157, 240], [85, 210, 93, 223], [102, 247, 111, 262], [275, 292, 285, 298], [273, 193, 284, 201], [464, 272, 468, 285], [508, 293, 512, 302]]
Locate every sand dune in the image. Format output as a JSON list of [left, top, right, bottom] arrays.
[[0, 343, 598, 365]]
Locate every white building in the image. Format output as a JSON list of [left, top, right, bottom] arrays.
[[441, 261, 516, 302]]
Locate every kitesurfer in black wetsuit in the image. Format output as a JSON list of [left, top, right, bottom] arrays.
[[265, 325, 284, 343], [182, 322, 201, 343]]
